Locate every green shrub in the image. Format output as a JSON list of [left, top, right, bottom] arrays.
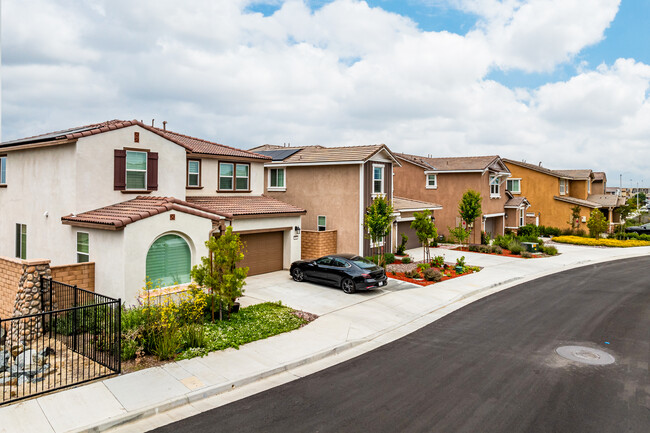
[[494, 234, 515, 249], [560, 228, 574, 236], [518, 235, 544, 245], [489, 245, 502, 254], [468, 244, 480, 252], [575, 229, 586, 237], [180, 323, 207, 349], [518, 224, 539, 237], [396, 234, 408, 255], [542, 246, 558, 256], [507, 241, 523, 255], [121, 331, 140, 361], [478, 245, 490, 253], [481, 231, 490, 245], [521, 251, 532, 258], [401, 256, 411, 264], [152, 327, 182, 361], [455, 256, 467, 267], [405, 269, 421, 279], [365, 255, 379, 264], [542, 226, 562, 237], [423, 268, 443, 282], [384, 253, 396, 264], [432, 256, 445, 267], [417, 263, 431, 271]]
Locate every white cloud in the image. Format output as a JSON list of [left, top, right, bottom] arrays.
[[1, 0, 648, 182]]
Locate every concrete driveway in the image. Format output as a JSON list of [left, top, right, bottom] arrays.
[[241, 269, 419, 316]]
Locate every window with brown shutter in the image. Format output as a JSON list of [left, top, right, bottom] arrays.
[[114, 149, 126, 190], [147, 152, 158, 191], [114, 149, 158, 192]]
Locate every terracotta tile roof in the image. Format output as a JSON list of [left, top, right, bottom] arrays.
[[503, 159, 592, 180], [592, 172, 607, 181], [587, 194, 626, 207], [398, 154, 506, 172], [185, 195, 306, 217], [270, 144, 398, 164], [504, 197, 529, 208], [61, 196, 228, 230], [553, 195, 602, 209], [393, 196, 442, 211], [1, 119, 271, 160]]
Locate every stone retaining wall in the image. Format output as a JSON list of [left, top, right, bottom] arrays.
[[301, 230, 338, 259]]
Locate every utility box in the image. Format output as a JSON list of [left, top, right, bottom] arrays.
[[521, 242, 538, 252]]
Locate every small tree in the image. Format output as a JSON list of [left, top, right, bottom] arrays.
[[191, 226, 248, 321], [411, 210, 437, 263], [448, 225, 471, 245], [568, 205, 581, 229], [458, 190, 482, 244], [587, 209, 608, 238], [364, 196, 394, 265]]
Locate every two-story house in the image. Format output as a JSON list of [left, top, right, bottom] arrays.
[[250, 144, 417, 258], [502, 159, 624, 231], [393, 154, 530, 243], [0, 120, 305, 303]]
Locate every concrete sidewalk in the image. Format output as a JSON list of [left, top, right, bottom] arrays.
[[1, 243, 648, 433]]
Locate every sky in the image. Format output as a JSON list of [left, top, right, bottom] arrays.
[[1, 0, 649, 187]]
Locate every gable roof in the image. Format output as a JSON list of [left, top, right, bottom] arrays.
[[503, 159, 592, 180], [393, 196, 443, 212], [264, 144, 400, 165], [553, 195, 602, 209], [185, 195, 306, 218], [397, 154, 508, 173], [0, 119, 270, 161], [61, 196, 228, 230], [504, 196, 530, 208], [587, 194, 625, 208], [592, 172, 607, 181]]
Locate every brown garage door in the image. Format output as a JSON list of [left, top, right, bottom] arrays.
[[238, 231, 284, 276], [397, 221, 421, 250]]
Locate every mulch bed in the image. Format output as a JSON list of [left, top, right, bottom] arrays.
[[386, 261, 479, 287]]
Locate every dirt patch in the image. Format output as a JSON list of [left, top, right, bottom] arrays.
[[291, 310, 319, 327]]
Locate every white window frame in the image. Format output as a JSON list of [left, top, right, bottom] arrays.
[[560, 179, 567, 195], [489, 175, 500, 198], [506, 178, 521, 194], [77, 232, 89, 263], [16, 223, 26, 260], [588, 180, 591, 194], [268, 167, 286, 191], [0, 155, 6, 185], [125, 150, 147, 190], [317, 215, 326, 231], [219, 162, 234, 190], [372, 164, 384, 195], [235, 163, 249, 191], [187, 159, 200, 187], [426, 174, 437, 189], [519, 209, 525, 227]]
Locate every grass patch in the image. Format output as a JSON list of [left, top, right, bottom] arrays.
[[552, 236, 650, 248], [176, 302, 308, 360]]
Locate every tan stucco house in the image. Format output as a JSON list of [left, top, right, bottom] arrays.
[[393, 154, 530, 243], [250, 144, 431, 258], [0, 120, 305, 303], [503, 159, 624, 231]]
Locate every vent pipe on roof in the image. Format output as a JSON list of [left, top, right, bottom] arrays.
[[151, 119, 155, 127], [539, 161, 542, 166], [163, 121, 167, 131]]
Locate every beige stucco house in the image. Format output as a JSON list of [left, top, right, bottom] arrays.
[[393, 154, 531, 243], [250, 144, 429, 258], [0, 120, 304, 303]]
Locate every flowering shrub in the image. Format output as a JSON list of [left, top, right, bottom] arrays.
[[552, 236, 650, 247]]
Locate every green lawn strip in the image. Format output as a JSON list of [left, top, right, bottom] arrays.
[[177, 302, 308, 360]]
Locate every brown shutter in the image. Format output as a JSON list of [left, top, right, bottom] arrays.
[[114, 149, 126, 190], [147, 152, 158, 191]]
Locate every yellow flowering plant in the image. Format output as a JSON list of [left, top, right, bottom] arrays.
[[552, 236, 650, 248]]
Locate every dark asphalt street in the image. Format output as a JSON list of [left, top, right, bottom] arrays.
[[152, 256, 650, 433]]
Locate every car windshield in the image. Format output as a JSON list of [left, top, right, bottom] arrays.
[[349, 256, 378, 269]]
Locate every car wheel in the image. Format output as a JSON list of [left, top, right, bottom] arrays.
[[341, 278, 356, 294], [292, 268, 304, 282]]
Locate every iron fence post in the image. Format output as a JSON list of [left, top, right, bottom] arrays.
[[73, 285, 78, 352]]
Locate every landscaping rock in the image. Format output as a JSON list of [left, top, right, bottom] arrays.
[[0, 350, 10, 372], [15, 349, 39, 374]]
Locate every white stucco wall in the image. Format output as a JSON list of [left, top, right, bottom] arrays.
[[185, 160, 265, 196], [230, 215, 302, 268], [121, 211, 212, 304]]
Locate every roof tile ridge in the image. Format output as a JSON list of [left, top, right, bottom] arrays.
[[170, 196, 233, 218]]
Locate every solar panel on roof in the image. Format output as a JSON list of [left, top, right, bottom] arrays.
[[255, 149, 302, 161], [0, 126, 98, 147]]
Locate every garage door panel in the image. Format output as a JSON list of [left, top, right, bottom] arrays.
[[238, 231, 284, 276], [397, 222, 421, 250]]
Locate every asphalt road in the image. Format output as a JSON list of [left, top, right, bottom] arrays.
[[152, 256, 650, 433]]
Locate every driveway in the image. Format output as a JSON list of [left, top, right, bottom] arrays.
[[241, 270, 419, 316]]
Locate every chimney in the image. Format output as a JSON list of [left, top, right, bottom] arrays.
[[163, 121, 167, 131], [151, 119, 155, 127], [539, 161, 542, 166]]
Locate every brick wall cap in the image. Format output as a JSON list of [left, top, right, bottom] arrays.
[[51, 262, 95, 270], [0, 256, 51, 266]]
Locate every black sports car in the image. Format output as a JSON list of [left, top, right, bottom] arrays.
[[290, 254, 387, 294], [625, 223, 650, 235]]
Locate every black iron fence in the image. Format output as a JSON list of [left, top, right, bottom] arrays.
[[1, 277, 121, 405]]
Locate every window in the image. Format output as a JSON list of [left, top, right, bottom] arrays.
[[506, 179, 521, 194], [187, 160, 201, 187], [146, 234, 191, 287], [126, 151, 147, 190], [77, 232, 89, 263], [269, 168, 285, 189], [519, 209, 525, 227], [426, 174, 437, 189], [219, 162, 250, 191], [0, 155, 6, 185], [373, 165, 384, 194], [560, 179, 567, 195], [490, 175, 500, 197], [318, 215, 326, 231], [588, 180, 591, 194], [15, 224, 26, 259]]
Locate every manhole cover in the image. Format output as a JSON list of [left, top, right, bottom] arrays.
[[555, 346, 615, 365]]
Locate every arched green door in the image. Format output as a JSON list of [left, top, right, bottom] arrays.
[[146, 234, 191, 287]]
